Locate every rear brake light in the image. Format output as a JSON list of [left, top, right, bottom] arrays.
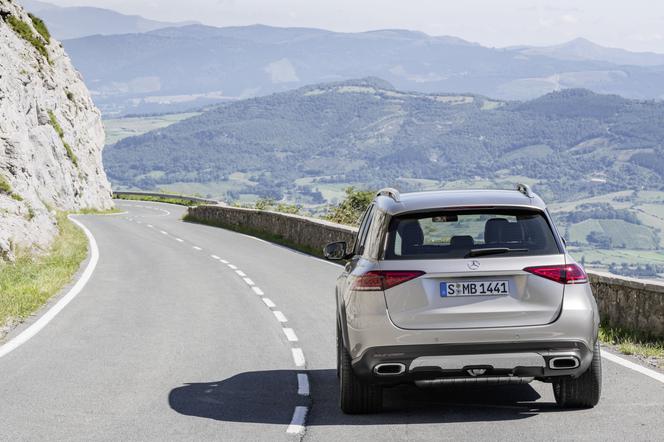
[[351, 271, 425, 291], [523, 264, 588, 284]]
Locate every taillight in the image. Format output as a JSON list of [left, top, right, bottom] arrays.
[[523, 264, 588, 284], [351, 271, 425, 291]]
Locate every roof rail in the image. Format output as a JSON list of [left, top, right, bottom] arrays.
[[376, 187, 401, 202], [516, 183, 534, 198]]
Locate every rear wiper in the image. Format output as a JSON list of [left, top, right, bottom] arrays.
[[465, 247, 529, 258]]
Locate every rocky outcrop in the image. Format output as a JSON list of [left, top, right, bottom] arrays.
[[0, 0, 112, 259]]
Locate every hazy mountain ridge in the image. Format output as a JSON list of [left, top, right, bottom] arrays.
[[59, 23, 664, 116], [103, 79, 664, 203], [514, 38, 664, 67], [19, 0, 197, 39]]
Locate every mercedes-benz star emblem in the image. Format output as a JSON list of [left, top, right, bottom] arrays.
[[467, 260, 480, 270]]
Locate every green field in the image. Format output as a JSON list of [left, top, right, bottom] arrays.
[[553, 191, 664, 276], [103, 112, 201, 145]]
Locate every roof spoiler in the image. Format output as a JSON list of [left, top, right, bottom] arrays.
[[376, 187, 401, 202], [516, 183, 534, 198]]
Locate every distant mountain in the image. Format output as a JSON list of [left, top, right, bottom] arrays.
[[61, 24, 664, 116], [19, 0, 197, 40], [514, 38, 664, 67], [103, 79, 664, 202]]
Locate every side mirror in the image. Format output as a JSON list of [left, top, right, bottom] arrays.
[[323, 241, 348, 260]]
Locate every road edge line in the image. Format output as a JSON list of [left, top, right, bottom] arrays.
[[0, 216, 99, 359], [601, 349, 664, 384]]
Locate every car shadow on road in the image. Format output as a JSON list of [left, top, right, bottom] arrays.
[[169, 368, 572, 426]]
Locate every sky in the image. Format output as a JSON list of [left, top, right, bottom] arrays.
[[45, 0, 664, 53]]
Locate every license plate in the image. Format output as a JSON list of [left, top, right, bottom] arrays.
[[440, 280, 509, 297]]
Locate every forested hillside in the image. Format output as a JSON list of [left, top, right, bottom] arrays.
[[104, 78, 664, 204]]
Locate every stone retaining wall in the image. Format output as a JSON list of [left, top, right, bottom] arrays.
[[186, 204, 357, 256], [588, 272, 664, 337], [188, 204, 664, 337]]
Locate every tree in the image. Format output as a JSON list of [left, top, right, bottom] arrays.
[[324, 187, 374, 225]]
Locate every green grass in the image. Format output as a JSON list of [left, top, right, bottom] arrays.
[[114, 193, 205, 207], [47, 111, 78, 166], [103, 112, 201, 145], [73, 207, 123, 215], [0, 176, 11, 194], [4, 14, 49, 63], [0, 213, 88, 334], [0, 175, 24, 201], [599, 325, 664, 367], [28, 13, 50, 44]]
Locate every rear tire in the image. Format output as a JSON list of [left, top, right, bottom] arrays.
[[553, 340, 602, 408], [338, 333, 382, 414]]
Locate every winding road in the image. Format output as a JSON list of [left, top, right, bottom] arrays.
[[1, 201, 663, 441]]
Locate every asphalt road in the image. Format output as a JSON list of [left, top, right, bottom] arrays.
[[1, 200, 663, 441]]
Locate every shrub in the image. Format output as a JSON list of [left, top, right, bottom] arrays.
[[0, 176, 11, 194], [253, 198, 300, 214], [324, 187, 374, 226], [66, 91, 75, 102], [5, 14, 49, 63]]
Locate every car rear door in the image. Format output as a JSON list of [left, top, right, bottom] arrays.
[[381, 207, 566, 330]]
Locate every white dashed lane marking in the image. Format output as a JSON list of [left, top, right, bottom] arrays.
[[273, 311, 288, 323], [252, 287, 264, 296], [297, 373, 309, 396], [286, 406, 308, 435], [283, 328, 298, 342], [291, 348, 306, 367], [131, 215, 311, 436]]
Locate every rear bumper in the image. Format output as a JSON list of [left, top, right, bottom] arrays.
[[352, 340, 594, 384], [342, 283, 599, 362]]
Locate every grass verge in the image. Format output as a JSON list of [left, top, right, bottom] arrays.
[[73, 207, 123, 215], [114, 194, 205, 207], [599, 324, 664, 368], [0, 213, 87, 337], [183, 213, 326, 258]]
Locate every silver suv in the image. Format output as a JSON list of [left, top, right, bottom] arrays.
[[324, 185, 601, 414]]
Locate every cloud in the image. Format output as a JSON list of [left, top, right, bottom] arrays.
[[561, 14, 579, 24]]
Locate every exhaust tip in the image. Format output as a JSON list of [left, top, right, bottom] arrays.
[[549, 356, 580, 370], [373, 363, 406, 376]]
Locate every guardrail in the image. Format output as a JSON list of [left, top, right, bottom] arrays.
[[113, 191, 219, 205], [187, 203, 664, 338]]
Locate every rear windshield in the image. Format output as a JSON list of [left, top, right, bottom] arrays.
[[385, 208, 561, 260]]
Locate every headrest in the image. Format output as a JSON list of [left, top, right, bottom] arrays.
[[484, 218, 508, 243], [398, 220, 424, 248], [502, 222, 524, 243], [450, 235, 474, 248]]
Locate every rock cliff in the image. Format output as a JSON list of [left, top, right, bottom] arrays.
[[0, 0, 113, 260]]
